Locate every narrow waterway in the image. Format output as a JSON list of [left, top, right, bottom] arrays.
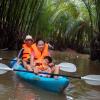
[[0, 50, 100, 100]]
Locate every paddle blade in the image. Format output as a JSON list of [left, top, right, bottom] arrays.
[[81, 75, 100, 85], [0, 63, 12, 74], [0, 70, 7, 74], [58, 62, 76, 72]]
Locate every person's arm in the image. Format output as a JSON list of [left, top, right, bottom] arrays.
[[30, 51, 35, 67], [22, 60, 33, 71]]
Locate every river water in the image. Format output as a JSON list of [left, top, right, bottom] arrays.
[[0, 50, 100, 100]]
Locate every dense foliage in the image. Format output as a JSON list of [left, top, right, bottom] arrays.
[[0, 0, 100, 54], [0, 0, 44, 49]]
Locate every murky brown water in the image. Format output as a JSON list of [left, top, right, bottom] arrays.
[[0, 50, 100, 100]]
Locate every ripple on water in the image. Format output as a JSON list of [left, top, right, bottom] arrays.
[[77, 90, 100, 100], [64, 81, 100, 100], [0, 84, 10, 95]]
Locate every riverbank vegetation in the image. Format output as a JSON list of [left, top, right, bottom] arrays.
[[0, 0, 100, 60]]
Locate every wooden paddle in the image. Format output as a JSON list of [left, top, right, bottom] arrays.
[[0, 63, 100, 85]]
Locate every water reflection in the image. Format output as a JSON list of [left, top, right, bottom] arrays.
[[13, 76, 66, 100], [0, 50, 100, 100], [13, 82, 40, 100], [0, 72, 15, 100]]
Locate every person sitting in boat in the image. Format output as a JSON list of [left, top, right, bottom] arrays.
[[21, 35, 34, 71], [33, 56, 52, 77], [33, 56, 60, 78], [31, 39, 50, 60], [30, 39, 60, 76]]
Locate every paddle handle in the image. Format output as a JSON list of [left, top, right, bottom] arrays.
[[66, 75, 81, 79], [13, 69, 34, 73], [13, 69, 81, 79]]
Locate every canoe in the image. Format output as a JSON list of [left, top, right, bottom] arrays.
[[10, 60, 69, 93]]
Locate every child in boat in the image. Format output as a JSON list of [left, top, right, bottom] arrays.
[[33, 56, 52, 77], [33, 56, 60, 78]]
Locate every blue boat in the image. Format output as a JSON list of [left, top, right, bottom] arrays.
[[10, 60, 69, 93]]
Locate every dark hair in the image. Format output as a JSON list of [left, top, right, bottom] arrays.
[[44, 56, 52, 63], [35, 39, 45, 45]]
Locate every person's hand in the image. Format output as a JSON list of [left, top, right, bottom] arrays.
[[33, 62, 36, 66], [49, 63, 54, 67]]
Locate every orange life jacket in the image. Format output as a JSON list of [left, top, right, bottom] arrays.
[[22, 44, 33, 61], [35, 60, 48, 71], [32, 43, 49, 60]]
